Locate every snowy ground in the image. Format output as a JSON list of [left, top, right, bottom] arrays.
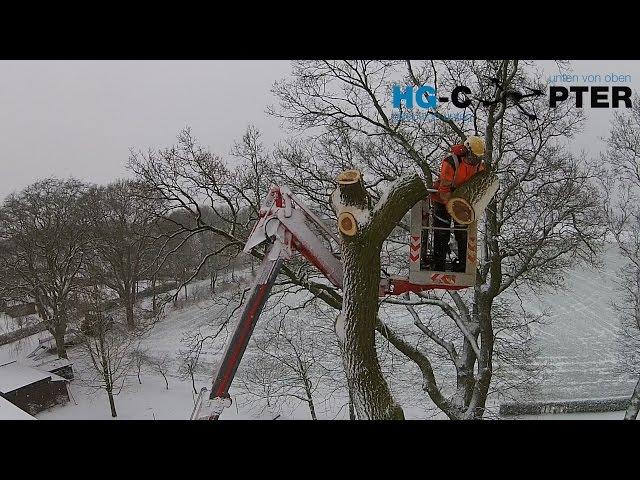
[[27, 281, 437, 420], [1, 244, 638, 420], [521, 246, 638, 400], [32, 279, 354, 420]]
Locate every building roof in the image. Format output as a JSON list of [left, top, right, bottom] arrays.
[[0, 395, 36, 420], [0, 331, 52, 365], [49, 371, 68, 383], [24, 347, 73, 372], [0, 361, 52, 394], [37, 357, 72, 372]]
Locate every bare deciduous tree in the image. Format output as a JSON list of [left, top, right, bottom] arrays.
[[602, 97, 640, 420], [84, 180, 157, 329], [127, 127, 343, 386], [130, 347, 150, 385], [177, 347, 203, 396], [147, 353, 172, 390], [236, 353, 289, 417], [241, 307, 337, 420], [269, 60, 604, 419], [74, 287, 138, 418], [0, 178, 90, 358]]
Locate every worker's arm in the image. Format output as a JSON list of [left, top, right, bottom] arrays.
[[438, 160, 455, 202]]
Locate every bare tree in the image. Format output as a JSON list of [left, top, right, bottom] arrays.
[[147, 353, 172, 390], [269, 60, 604, 418], [127, 127, 337, 306], [74, 287, 138, 418], [128, 61, 603, 419], [240, 306, 339, 420], [127, 127, 343, 390], [0, 178, 90, 358], [602, 97, 640, 420], [83, 180, 157, 329], [236, 353, 289, 417], [130, 347, 150, 385], [177, 347, 203, 396]]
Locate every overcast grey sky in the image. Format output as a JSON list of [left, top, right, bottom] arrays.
[[1, 60, 639, 199], [0, 61, 292, 198]]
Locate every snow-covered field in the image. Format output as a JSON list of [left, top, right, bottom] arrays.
[[1, 245, 638, 420], [33, 289, 353, 420], [522, 246, 638, 400]]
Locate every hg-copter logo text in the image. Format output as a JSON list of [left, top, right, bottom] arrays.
[[392, 83, 633, 112], [392, 85, 472, 110]]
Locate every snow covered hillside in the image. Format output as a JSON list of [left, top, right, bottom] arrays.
[[1, 244, 637, 420], [521, 245, 637, 401]]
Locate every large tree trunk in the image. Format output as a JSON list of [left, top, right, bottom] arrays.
[[333, 170, 402, 419], [624, 375, 640, 420], [453, 337, 478, 409], [464, 299, 494, 419], [331, 170, 428, 420], [125, 297, 135, 330], [337, 238, 404, 419], [53, 321, 68, 359], [107, 386, 117, 418]]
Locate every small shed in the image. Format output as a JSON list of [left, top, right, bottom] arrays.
[[0, 361, 70, 415]]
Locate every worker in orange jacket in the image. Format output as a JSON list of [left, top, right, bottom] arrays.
[[428, 136, 486, 272]]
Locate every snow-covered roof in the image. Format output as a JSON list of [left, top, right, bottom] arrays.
[[49, 371, 68, 383], [34, 357, 72, 372], [0, 331, 53, 365], [0, 361, 52, 393], [23, 349, 72, 371], [0, 395, 36, 420]]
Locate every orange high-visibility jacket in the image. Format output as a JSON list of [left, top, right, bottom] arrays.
[[431, 147, 485, 204]]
